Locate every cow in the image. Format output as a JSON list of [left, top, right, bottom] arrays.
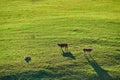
[[83, 48, 93, 53], [24, 57, 31, 63], [57, 43, 68, 52]]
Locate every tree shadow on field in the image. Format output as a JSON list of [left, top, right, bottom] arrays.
[[61, 49, 75, 60], [0, 69, 61, 80], [85, 55, 113, 80]]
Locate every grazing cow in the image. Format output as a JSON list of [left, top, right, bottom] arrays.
[[57, 43, 68, 52], [24, 57, 31, 63], [83, 48, 93, 53]]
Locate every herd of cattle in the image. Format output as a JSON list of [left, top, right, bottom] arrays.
[[24, 43, 93, 63]]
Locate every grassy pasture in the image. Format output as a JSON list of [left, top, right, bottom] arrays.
[[0, 0, 120, 80]]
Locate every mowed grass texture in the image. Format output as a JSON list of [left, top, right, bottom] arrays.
[[0, 0, 120, 80]]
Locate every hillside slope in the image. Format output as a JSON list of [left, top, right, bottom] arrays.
[[0, 0, 120, 80]]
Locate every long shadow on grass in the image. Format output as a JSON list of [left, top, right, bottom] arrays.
[[0, 64, 81, 80], [0, 69, 62, 80], [61, 49, 75, 60], [85, 55, 113, 80]]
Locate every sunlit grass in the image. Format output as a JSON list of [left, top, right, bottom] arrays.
[[0, 0, 120, 80]]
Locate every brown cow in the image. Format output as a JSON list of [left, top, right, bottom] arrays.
[[57, 43, 68, 52], [83, 48, 93, 53]]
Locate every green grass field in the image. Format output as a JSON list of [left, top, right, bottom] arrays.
[[0, 0, 120, 80]]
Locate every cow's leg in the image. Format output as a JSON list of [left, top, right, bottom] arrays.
[[65, 46, 68, 52], [61, 47, 65, 53]]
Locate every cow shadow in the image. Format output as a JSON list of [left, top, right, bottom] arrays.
[[61, 49, 75, 60], [85, 55, 113, 80]]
